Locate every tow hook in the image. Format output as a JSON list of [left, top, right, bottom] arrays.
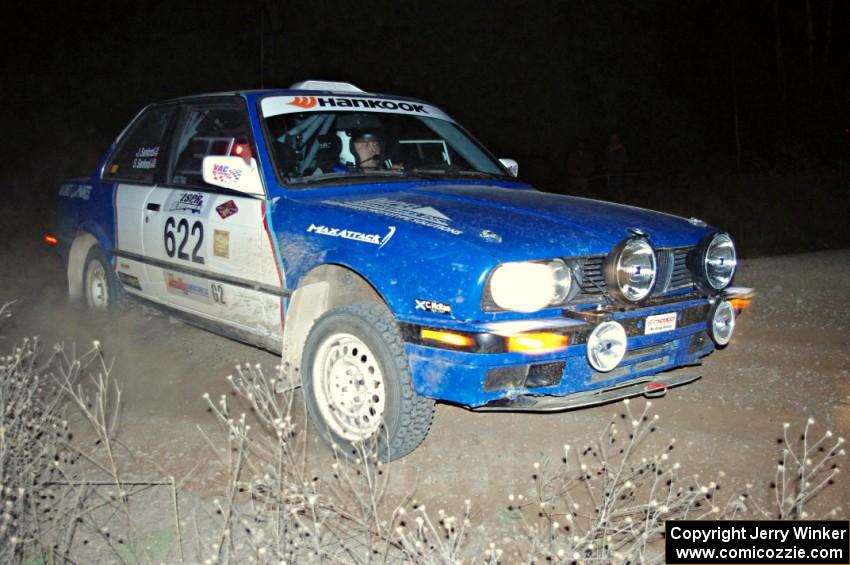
[[643, 382, 667, 398]]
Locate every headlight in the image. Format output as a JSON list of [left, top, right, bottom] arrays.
[[702, 233, 737, 290], [603, 237, 657, 303], [549, 259, 573, 304], [489, 259, 573, 312]]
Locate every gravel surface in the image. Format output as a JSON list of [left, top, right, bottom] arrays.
[[2, 238, 848, 559]]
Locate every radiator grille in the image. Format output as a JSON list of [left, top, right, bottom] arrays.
[[482, 246, 696, 311], [574, 246, 694, 303]]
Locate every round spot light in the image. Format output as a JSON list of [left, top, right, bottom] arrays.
[[586, 321, 627, 372], [709, 300, 736, 346], [604, 237, 657, 304]]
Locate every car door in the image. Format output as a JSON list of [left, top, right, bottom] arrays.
[[106, 104, 178, 298], [140, 100, 284, 345]]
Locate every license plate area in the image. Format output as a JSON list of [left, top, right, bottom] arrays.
[[644, 312, 677, 335]]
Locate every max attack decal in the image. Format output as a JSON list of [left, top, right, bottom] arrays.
[[326, 198, 462, 235], [171, 192, 204, 214], [307, 224, 396, 248], [288, 96, 427, 113], [213, 229, 230, 258], [415, 299, 452, 315], [165, 272, 210, 302], [216, 199, 239, 219], [58, 183, 92, 201]]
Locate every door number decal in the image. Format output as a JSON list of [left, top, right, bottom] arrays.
[[211, 282, 226, 305], [164, 217, 205, 264]]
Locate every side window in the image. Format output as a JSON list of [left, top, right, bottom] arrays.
[[170, 106, 253, 188], [105, 106, 175, 184]]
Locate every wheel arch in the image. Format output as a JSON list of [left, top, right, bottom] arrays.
[[282, 263, 390, 384], [67, 231, 102, 302]]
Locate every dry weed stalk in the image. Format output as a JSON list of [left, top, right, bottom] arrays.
[[0, 302, 85, 563], [202, 362, 475, 564], [500, 401, 845, 563], [740, 418, 845, 520], [2, 302, 183, 564]]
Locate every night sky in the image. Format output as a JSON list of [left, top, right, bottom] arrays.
[[4, 1, 849, 253]]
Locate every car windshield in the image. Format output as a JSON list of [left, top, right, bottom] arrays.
[[262, 107, 508, 185]]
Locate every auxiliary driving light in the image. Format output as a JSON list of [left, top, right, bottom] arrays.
[[586, 321, 627, 372], [708, 300, 735, 346], [604, 237, 657, 304]]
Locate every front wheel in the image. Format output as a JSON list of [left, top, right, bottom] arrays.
[[301, 303, 434, 461]]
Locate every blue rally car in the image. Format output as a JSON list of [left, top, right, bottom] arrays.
[[53, 80, 752, 460]]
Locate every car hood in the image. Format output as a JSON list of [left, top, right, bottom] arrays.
[[322, 183, 713, 260]]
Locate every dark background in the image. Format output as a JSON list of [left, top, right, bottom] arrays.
[[3, 0, 849, 256]]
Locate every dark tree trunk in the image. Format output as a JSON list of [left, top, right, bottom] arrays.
[[773, 1, 787, 105], [823, 0, 833, 69], [806, 0, 815, 89]]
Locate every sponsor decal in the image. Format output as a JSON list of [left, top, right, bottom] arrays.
[[215, 199, 239, 219], [58, 183, 92, 201], [326, 198, 462, 235], [307, 224, 396, 249], [289, 96, 317, 109], [170, 192, 204, 214], [415, 299, 452, 315], [165, 272, 210, 302], [211, 164, 243, 185], [117, 272, 142, 290], [132, 146, 159, 170], [644, 312, 677, 335], [213, 229, 230, 258], [211, 282, 226, 305], [288, 96, 428, 114]]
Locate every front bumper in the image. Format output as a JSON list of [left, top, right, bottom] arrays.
[[402, 289, 752, 409]]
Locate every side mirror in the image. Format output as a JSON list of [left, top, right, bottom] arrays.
[[499, 158, 519, 177], [202, 156, 264, 196]]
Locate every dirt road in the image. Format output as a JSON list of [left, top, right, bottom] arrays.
[[2, 237, 849, 523]]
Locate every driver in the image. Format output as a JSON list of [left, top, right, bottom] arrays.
[[350, 130, 384, 169]]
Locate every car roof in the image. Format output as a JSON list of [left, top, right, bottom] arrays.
[[158, 80, 430, 106]]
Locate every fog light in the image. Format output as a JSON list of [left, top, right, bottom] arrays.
[[709, 300, 735, 346], [587, 321, 627, 372]]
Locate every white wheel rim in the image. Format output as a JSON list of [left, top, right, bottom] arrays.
[[87, 262, 109, 310], [312, 332, 386, 441]]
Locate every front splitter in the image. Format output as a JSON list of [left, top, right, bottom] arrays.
[[472, 370, 702, 412]]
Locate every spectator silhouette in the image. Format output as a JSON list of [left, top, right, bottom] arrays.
[[603, 133, 628, 190], [567, 139, 595, 193]]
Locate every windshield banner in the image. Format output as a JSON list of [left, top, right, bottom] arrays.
[[261, 96, 452, 121]]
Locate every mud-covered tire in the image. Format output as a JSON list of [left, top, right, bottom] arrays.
[[82, 246, 124, 312], [301, 303, 435, 461]]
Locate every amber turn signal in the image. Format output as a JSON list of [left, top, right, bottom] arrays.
[[507, 332, 569, 353], [420, 329, 475, 348], [729, 297, 752, 313]]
